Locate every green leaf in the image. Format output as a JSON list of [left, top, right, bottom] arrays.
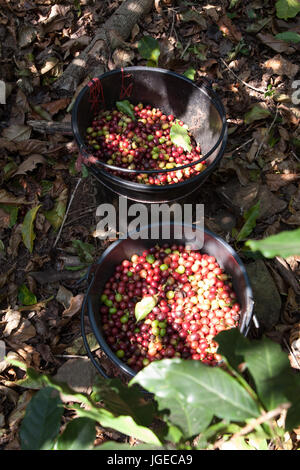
[[0, 204, 19, 227], [57, 418, 96, 450], [115, 100, 136, 121], [138, 36, 160, 65], [130, 358, 260, 439], [44, 188, 68, 231], [18, 283, 37, 306], [135, 295, 157, 322], [183, 67, 196, 80], [275, 31, 300, 43], [73, 405, 162, 446], [244, 105, 271, 124], [215, 328, 248, 372], [236, 336, 296, 411], [170, 120, 192, 152], [21, 204, 41, 253], [94, 442, 163, 450], [245, 228, 300, 258], [19, 386, 63, 450], [276, 0, 300, 19], [72, 239, 95, 264], [91, 376, 156, 426], [236, 201, 260, 242]]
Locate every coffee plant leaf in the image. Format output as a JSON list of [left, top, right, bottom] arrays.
[[214, 328, 248, 371], [245, 227, 300, 258], [72, 405, 162, 446], [131, 358, 260, 439], [170, 120, 192, 152], [19, 386, 63, 450], [276, 0, 300, 19], [91, 376, 156, 426], [275, 31, 300, 43], [135, 295, 157, 322], [56, 418, 96, 450], [116, 100, 136, 121], [138, 36, 160, 65], [236, 335, 293, 410], [94, 442, 164, 450]]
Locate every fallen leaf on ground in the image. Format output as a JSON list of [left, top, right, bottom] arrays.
[[41, 98, 71, 116], [0, 190, 30, 206], [8, 319, 36, 343], [244, 104, 271, 124], [21, 205, 41, 253], [257, 32, 294, 53], [13, 155, 46, 176], [56, 285, 73, 309], [62, 294, 84, 318], [2, 310, 21, 337], [217, 15, 242, 42], [264, 54, 299, 77], [2, 124, 32, 142], [266, 173, 300, 191]]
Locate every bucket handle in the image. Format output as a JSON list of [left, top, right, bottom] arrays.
[[80, 273, 110, 379]]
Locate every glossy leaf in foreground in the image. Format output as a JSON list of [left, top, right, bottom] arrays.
[[130, 358, 260, 439], [20, 386, 63, 450], [57, 418, 96, 450], [245, 228, 300, 258]]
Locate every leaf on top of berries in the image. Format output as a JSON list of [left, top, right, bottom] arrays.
[[170, 120, 192, 152], [135, 295, 157, 323], [116, 100, 136, 121]]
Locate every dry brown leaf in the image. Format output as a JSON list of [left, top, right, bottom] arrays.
[[13, 155, 46, 176], [112, 48, 134, 68], [217, 15, 242, 43], [266, 173, 300, 191], [56, 285, 73, 309], [2, 124, 31, 142], [257, 33, 293, 53], [41, 98, 71, 116], [203, 4, 221, 22], [282, 213, 300, 225], [264, 55, 299, 78], [8, 319, 36, 343], [2, 310, 21, 337], [62, 294, 84, 318], [0, 189, 30, 206]]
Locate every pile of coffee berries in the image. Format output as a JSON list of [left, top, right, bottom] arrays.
[[84, 102, 206, 185], [100, 244, 241, 372]]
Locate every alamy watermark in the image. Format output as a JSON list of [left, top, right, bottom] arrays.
[[94, 197, 205, 249], [291, 80, 300, 105]]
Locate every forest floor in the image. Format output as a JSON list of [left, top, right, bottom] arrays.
[[0, 0, 300, 450]]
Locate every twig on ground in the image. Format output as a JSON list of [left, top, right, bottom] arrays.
[[53, 178, 82, 248], [220, 58, 267, 94]]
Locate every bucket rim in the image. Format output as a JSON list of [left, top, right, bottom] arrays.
[[86, 222, 254, 378], [71, 66, 228, 182]]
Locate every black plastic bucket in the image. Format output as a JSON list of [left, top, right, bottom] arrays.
[[81, 223, 254, 380], [72, 67, 228, 203]]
